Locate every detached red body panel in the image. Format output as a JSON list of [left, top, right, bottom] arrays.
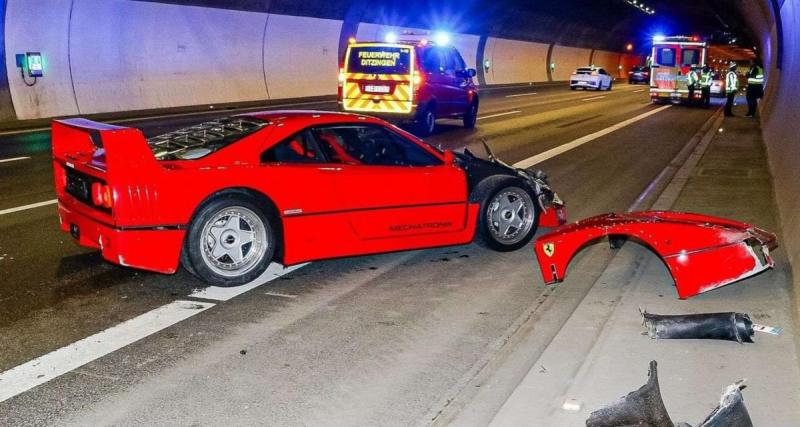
[[534, 211, 778, 299]]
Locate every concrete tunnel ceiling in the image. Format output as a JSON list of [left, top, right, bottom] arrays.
[[134, 0, 756, 54]]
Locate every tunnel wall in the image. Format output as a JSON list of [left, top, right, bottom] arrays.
[[2, 0, 640, 121], [747, 0, 800, 294]]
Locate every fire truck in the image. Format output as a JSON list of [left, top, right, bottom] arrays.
[[649, 36, 708, 104]]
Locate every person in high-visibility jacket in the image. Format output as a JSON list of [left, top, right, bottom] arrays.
[[699, 65, 713, 108], [746, 60, 765, 117], [724, 63, 739, 117], [686, 68, 699, 106]]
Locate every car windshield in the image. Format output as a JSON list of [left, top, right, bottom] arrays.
[[346, 45, 413, 75], [576, 68, 595, 74]]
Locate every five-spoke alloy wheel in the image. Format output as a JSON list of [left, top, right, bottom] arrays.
[[184, 197, 275, 287]]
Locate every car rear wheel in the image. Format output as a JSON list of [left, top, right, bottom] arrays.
[[415, 105, 436, 137], [475, 185, 538, 252], [607, 81, 613, 91], [463, 102, 478, 128], [183, 197, 275, 287]]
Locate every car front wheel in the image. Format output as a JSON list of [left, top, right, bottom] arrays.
[[183, 197, 275, 287], [475, 185, 539, 252]]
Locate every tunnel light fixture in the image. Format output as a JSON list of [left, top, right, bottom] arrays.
[[624, 0, 655, 15]]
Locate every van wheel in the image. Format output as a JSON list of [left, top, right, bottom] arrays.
[[415, 106, 436, 137], [463, 102, 478, 128], [184, 197, 275, 287]]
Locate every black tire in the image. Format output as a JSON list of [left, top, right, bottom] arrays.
[[474, 184, 539, 252], [607, 81, 613, 91], [463, 102, 478, 129], [183, 196, 276, 287], [570, 86, 576, 90], [414, 105, 436, 137]]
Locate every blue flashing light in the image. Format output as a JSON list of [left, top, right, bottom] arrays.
[[434, 32, 450, 45], [653, 35, 666, 42], [385, 32, 398, 43]]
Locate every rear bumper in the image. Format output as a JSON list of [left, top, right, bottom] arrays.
[[58, 200, 184, 274]]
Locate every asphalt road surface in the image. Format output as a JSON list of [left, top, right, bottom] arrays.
[[0, 83, 717, 425]]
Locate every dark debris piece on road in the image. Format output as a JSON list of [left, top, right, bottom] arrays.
[[586, 361, 753, 427]]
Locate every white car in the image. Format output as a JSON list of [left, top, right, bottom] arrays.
[[570, 67, 614, 91], [710, 73, 726, 97]]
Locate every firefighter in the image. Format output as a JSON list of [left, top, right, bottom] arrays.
[[686, 67, 699, 106], [699, 65, 713, 108], [724, 63, 738, 117], [746, 59, 765, 117]]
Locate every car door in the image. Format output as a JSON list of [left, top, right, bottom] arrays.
[[309, 123, 469, 241], [420, 47, 450, 115], [259, 129, 350, 260], [445, 48, 472, 114]]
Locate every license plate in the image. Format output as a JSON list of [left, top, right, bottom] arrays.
[[364, 85, 390, 94]]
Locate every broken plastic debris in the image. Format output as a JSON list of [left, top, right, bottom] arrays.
[[562, 398, 582, 412], [586, 362, 754, 427], [696, 380, 753, 427], [586, 361, 673, 427], [752, 323, 782, 335], [641, 309, 754, 343]]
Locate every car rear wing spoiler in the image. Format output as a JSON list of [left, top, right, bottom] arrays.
[[51, 118, 161, 176]]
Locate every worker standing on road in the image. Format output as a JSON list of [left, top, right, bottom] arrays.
[[686, 67, 699, 106], [724, 63, 739, 117], [700, 65, 713, 108], [746, 60, 765, 117]]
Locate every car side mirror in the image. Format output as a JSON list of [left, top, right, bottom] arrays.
[[443, 150, 456, 165], [467, 68, 477, 78]]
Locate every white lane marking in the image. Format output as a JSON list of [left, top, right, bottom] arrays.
[[505, 92, 538, 98], [0, 199, 57, 216], [189, 262, 308, 301], [634, 89, 646, 93], [0, 156, 30, 163], [264, 292, 298, 299], [477, 110, 522, 121], [0, 300, 215, 403], [581, 95, 607, 101], [513, 105, 672, 169]]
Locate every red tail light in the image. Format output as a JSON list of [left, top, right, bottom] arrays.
[[91, 182, 113, 209]]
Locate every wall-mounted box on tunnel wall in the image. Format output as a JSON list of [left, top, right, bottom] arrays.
[[25, 52, 44, 77], [14, 52, 44, 77]]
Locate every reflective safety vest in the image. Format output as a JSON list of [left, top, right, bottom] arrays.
[[687, 70, 699, 86], [726, 71, 739, 93], [748, 65, 764, 86], [700, 71, 713, 88]]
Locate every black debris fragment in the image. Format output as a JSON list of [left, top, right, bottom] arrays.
[[641, 309, 754, 343], [586, 361, 674, 427]]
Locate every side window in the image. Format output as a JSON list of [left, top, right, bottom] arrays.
[[598, 68, 607, 75], [451, 49, 467, 72], [681, 48, 700, 66], [311, 125, 442, 167], [261, 130, 325, 164], [422, 48, 443, 72], [656, 48, 676, 67]]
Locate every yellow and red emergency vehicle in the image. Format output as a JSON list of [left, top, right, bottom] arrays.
[[649, 35, 708, 103], [338, 35, 478, 136]]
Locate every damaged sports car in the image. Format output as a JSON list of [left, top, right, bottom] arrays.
[[52, 111, 565, 287], [533, 211, 778, 299]]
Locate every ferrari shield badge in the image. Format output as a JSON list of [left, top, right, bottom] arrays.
[[543, 242, 555, 257]]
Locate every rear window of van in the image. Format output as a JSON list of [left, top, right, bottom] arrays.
[[346, 45, 412, 75]]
